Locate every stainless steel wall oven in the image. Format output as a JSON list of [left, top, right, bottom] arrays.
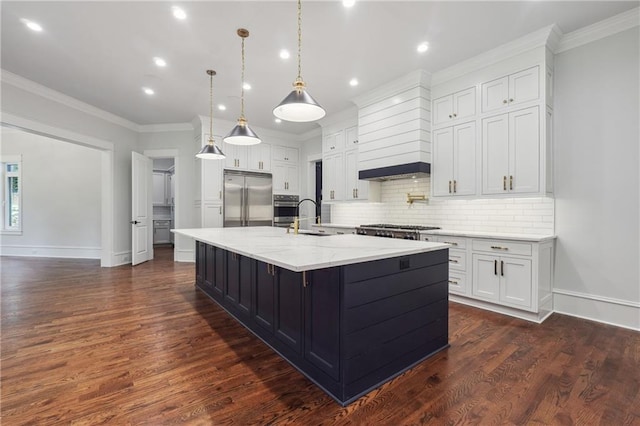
[[273, 194, 299, 228]]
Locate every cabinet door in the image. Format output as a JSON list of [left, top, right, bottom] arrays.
[[226, 253, 251, 318], [323, 131, 344, 153], [322, 153, 344, 201], [472, 254, 500, 301], [509, 66, 539, 106], [254, 262, 275, 333], [481, 76, 509, 113], [344, 149, 358, 200], [285, 164, 299, 194], [202, 203, 223, 228], [453, 121, 476, 196], [304, 268, 340, 380], [224, 144, 248, 169], [273, 145, 298, 163], [195, 241, 206, 285], [153, 172, 166, 205], [202, 160, 222, 202], [213, 246, 225, 299], [344, 126, 359, 149], [482, 113, 509, 194], [453, 87, 476, 121], [433, 95, 453, 125], [500, 257, 532, 309], [432, 127, 454, 196], [272, 163, 286, 193], [509, 107, 539, 194], [248, 143, 271, 172], [204, 244, 215, 289], [275, 268, 303, 353]]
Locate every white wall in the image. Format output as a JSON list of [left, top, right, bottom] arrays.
[[0, 128, 102, 258], [1, 75, 138, 265], [553, 27, 640, 329]]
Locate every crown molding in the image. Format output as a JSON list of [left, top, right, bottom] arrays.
[[138, 123, 193, 133], [556, 7, 639, 53], [318, 105, 358, 129], [299, 127, 323, 141], [352, 69, 431, 108], [1, 70, 139, 132], [432, 25, 555, 87]]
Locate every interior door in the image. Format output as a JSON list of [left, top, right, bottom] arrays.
[[131, 152, 153, 265]]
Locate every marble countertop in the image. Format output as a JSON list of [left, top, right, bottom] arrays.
[[317, 223, 555, 242], [420, 229, 556, 242], [172, 227, 448, 272]]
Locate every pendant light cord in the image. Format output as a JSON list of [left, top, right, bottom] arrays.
[[297, 0, 302, 82], [240, 35, 246, 120], [209, 72, 214, 145]]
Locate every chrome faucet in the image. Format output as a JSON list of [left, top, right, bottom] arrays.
[[293, 198, 320, 234]]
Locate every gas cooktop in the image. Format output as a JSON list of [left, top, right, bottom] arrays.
[[359, 224, 441, 231]]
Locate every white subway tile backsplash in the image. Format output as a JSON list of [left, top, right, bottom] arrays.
[[330, 176, 554, 234]]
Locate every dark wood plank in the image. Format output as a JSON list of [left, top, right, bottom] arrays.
[[2, 248, 639, 424]]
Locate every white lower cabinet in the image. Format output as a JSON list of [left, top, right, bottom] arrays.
[[421, 232, 554, 322], [472, 254, 532, 309]]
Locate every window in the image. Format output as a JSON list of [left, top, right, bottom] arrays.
[[1, 156, 22, 233]]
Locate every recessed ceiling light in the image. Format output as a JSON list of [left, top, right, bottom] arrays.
[[153, 57, 167, 67], [218, 104, 226, 111], [21, 19, 43, 32], [349, 78, 359, 87], [243, 83, 251, 90], [274, 118, 282, 124], [417, 42, 429, 53], [279, 49, 290, 60], [343, 0, 356, 8], [171, 6, 187, 20], [143, 87, 155, 95]]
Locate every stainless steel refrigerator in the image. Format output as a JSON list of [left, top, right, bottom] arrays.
[[223, 170, 273, 227]]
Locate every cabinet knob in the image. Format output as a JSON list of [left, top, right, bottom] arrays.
[[503, 99, 508, 104], [509, 98, 514, 103], [453, 113, 457, 117], [448, 114, 452, 118]]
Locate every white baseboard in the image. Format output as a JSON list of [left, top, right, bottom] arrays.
[[0, 244, 101, 259], [175, 249, 194, 263], [553, 289, 640, 331], [449, 294, 552, 323], [111, 251, 132, 266]]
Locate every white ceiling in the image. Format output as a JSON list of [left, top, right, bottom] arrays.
[[1, 1, 637, 135]]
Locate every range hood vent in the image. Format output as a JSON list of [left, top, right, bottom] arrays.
[[359, 162, 431, 181]]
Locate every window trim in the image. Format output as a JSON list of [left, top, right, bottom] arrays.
[[1, 155, 22, 235]]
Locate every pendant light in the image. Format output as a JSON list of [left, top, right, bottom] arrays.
[[273, 0, 326, 122], [224, 28, 261, 146], [196, 70, 226, 160]]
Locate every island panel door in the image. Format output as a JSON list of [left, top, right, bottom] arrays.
[[275, 268, 303, 354], [225, 252, 251, 319], [254, 261, 275, 333]]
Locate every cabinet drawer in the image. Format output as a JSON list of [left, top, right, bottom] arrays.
[[448, 272, 466, 295], [472, 239, 532, 256], [437, 236, 467, 249], [448, 250, 466, 271]]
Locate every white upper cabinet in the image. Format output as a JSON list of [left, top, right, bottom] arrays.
[[344, 149, 368, 200], [248, 143, 271, 172], [481, 66, 539, 113], [273, 162, 298, 194], [202, 159, 223, 202], [344, 126, 359, 149], [223, 143, 248, 170], [323, 131, 344, 153], [272, 145, 298, 163], [433, 87, 476, 126], [432, 122, 476, 197], [322, 152, 344, 201], [482, 106, 539, 195]]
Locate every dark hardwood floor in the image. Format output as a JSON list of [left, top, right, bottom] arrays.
[[2, 248, 639, 425]]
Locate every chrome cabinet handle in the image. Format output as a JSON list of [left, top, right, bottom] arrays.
[[453, 180, 457, 193], [501, 260, 504, 276], [503, 176, 507, 191], [355, 188, 358, 198], [494, 259, 497, 275], [449, 181, 452, 193], [443, 241, 458, 246], [490, 246, 508, 251], [449, 259, 459, 263], [303, 271, 308, 287], [510, 175, 513, 190], [448, 280, 458, 285]]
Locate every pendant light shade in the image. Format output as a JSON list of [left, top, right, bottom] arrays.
[[196, 70, 225, 160], [273, 0, 326, 122], [224, 28, 261, 146]]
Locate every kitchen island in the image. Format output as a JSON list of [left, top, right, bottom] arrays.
[[173, 227, 450, 406]]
